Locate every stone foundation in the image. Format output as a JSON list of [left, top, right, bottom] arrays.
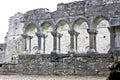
[[2, 53, 113, 76]]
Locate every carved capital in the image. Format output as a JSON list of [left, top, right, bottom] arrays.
[[51, 31, 58, 37], [87, 29, 98, 34], [28, 36, 33, 39], [35, 32, 42, 37], [68, 30, 75, 36]]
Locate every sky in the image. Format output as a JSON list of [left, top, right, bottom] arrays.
[[0, 0, 81, 43]]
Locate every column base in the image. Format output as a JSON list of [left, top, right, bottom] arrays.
[[87, 49, 97, 54]]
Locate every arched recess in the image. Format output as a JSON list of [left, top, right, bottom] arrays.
[[56, 20, 70, 53], [73, 18, 89, 53], [93, 16, 110, 53], [40, 22, 53, 54], [24, 24, 37, 53]]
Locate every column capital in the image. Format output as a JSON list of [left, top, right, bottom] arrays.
[[87, 29, 98, 34], [35, 32, 42, 37], [28, 36, 33, 39], [68, 30, 75, 35], [51, 31, 58, 37]]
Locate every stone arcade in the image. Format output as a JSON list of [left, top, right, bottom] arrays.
[[1, 0, 120, 76]]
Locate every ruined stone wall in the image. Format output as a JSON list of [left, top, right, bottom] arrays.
[[5, 0, 120, 62], [1, 54, 112, 76], [3, 0, 120, 76], [5, 13, 24, 62]]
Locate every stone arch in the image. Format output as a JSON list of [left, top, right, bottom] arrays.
[[24, 23, 37, 53], [55, 18, 70, 30], [73, 18, 89, 53], [93, 16, 110, 53], [24, 23, 37, 35], [56, 20, 70, 53], [40, 21, 53, 33], [93, 16, 110, 28], [40, 21, 53, 54]]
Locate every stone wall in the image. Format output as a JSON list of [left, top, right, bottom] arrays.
[[2, 53, 113, 76], [5, 0, 120, 62], [3, 0, 120, 76], [0, 43, 6, 63]]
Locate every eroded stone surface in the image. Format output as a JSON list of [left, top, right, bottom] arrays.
[[1, 0, 120, 76]]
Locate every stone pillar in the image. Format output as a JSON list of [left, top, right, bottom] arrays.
[[36, 32, 42, 54], [108, 27, 115, 53], [51, 31, 59, 62], [58, 33, 63, 53], [68, 30, 75, 53], [28, 36, 33, 52], [75, 32, 80, 52], [87, 29, 98, 53], [21, 34, 28, 53], [51, 31, 58, 54], [42, 34, 48, 53]]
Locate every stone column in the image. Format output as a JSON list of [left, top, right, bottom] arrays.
[[75, 32, 80, 52], [108, 27, 115, 53], [36, 32, 42, 54], [68, 30, 75, 53], [51, 31, 58, 54], [87, 29, 98, 53], [42, 34, 48, 53], [28, 36, 33, 52], [58, 33, 63, 53], [21, 34, 28, 53]]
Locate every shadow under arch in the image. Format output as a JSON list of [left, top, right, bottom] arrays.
[[73, 18, 89, 53], [56, 20, 70, 53], [93, 16, 110, 53]]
